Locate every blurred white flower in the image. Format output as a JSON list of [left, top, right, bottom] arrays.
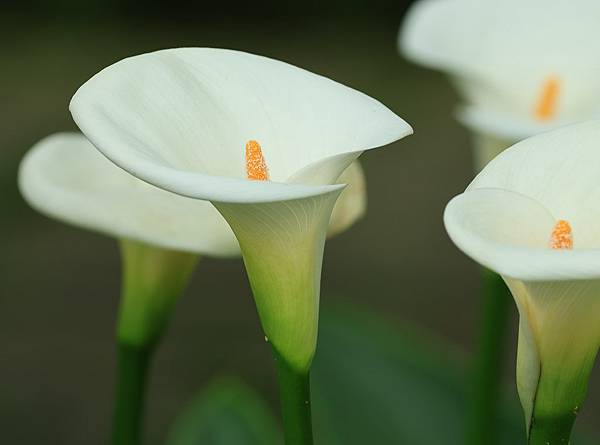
[[400, 0, 600, 169], [19, 132, 239, 256], [444, 121, 600, 441], [69, 47, 412, 370]]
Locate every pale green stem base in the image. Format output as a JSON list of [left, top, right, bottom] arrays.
[[274, 350, 314, 445], [467, 269, 511, 445]]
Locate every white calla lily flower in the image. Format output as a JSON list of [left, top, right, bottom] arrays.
[[400, 0, 600, 169], [69, 47, 412, 373], [444, 120, 600, 443], [19, 132, 367, 257], [19, 130, 371, 444], [19, 132, 369, 346]]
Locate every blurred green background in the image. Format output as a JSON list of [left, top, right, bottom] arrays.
[[2, 2, 600, 444]]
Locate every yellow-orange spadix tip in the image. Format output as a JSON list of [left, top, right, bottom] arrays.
[[245, 140, 269, 181], [535, 75, 560, 121], [550, 219, 573, 250]]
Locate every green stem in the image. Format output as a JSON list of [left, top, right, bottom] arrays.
[[274, 350, 314, 445], [113, 342, 153, 445], [467, 269, 511, 445], [112, 240, 197, 444]]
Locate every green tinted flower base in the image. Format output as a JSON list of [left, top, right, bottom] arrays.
[[113, 343, 153, 445], [467, 269, 511, 445], [528, 413, 576, 445], [526, 361, 591, 445], [274, 350, 314, 445]]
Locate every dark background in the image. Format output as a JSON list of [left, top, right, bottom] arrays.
[[2, 1, 599, 443]]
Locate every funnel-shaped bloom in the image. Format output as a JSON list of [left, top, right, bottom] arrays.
[[444, 120, 600, 443], [19, 132, 369, 344], [400, 0, 600, 168], [20, 131, 371, 445], [69, 47, 412, 372], [19, 133, 366, 255]]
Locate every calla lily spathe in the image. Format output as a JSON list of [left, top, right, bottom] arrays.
[[19, 132, 367, 256], [69, 47, 412, 372], [19, 130, 370, 445], [444, 120, 600, 443], [18, 132, 367, 344], [400, 0, 600, 169]]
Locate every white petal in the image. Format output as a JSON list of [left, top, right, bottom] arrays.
[[70, 48, 412, 203], [444, 187, 600, 280], [470, 120, 600, 247], [401, 0, 600, 120], [18, 133, 240, 256], [400, 0, 472, 72], [327, 161, 366, 237], [457, 105, 578, 142]]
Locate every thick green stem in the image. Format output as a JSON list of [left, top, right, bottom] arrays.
[[274, 350, 314, 445], [467, 269, 511, 445], [113, 342, 153, 445]]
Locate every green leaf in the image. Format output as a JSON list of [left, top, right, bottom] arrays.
[[312, 305, 524, 445], [165, 305, 595, 445], [166, 377, 282, 445]]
